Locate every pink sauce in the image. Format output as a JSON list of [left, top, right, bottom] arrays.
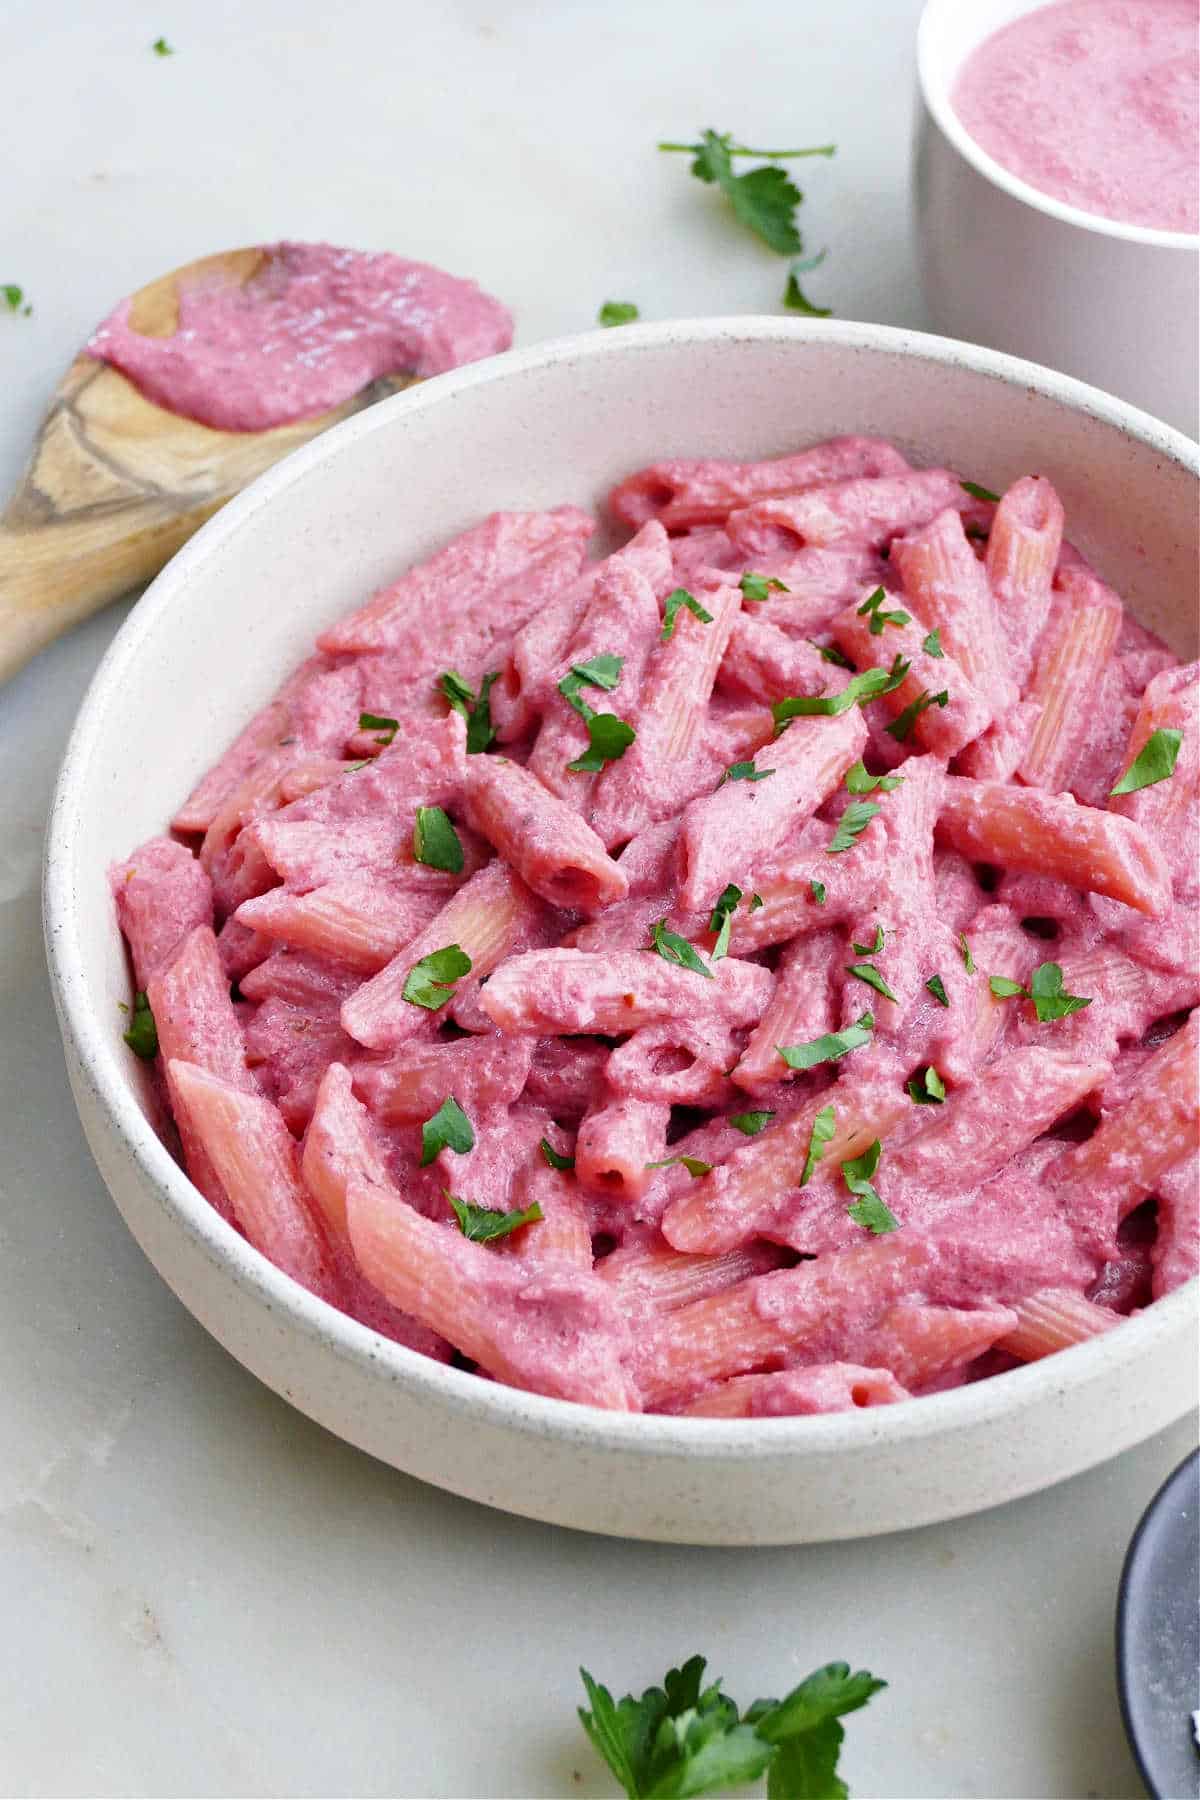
[[87, 241, 513, 431], [952, 0, 1199, 232]]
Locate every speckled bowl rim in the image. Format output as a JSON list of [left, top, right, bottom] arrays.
[[44, 315, 1200, 1466], [917, 0, 1200, 253]]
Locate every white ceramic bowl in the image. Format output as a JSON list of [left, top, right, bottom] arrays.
[[915, 0, 1200, 442], [44, 319, 1199, 1546]]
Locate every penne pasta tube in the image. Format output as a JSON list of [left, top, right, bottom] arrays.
[[1109, 660, 1199, 903], [985, 476, 1065, 685], [733, 931, 840, 1092], [604, 1020, 740, 1106], [830, 597, 994, 758], [351, 1032, 534, 1125], [854, 1300, 1019, 1388], [936, 777, 1172, 916], [1018, 571, 1123, 791], [236, 875, 448, 971], [679, 1363, 910, 1417], [597, 1241, 788, 1312], [955, 698, 1042, 781], [717, 615, 838, 705], [462, 753, 629, 914], [728, 469, 966, 554], [111, 836, 214, 989], [1150, 1153, 1200, 1299], [522, 1035, 610, 1121], [479, 946, 774, 1036], [891, 507, 1015, 717], [608, 436, 910, 531], [574, 1097, 671, 1204], [998, 1289, 1121, 1361]]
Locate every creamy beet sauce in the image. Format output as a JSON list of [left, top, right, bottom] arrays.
[[87, 241, 514, 431], [952, 0, 1199, 232]]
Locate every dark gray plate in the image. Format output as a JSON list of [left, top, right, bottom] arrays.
[[1117, 1450, 1200, 1800]]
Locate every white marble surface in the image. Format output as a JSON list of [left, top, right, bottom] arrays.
[[1, 2, 1194, 1795]]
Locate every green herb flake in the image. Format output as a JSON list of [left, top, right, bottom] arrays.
[[857, 586, 911, 635], [650, 918, 713, 979], [845, 961, 898, 1003], [988, 974, 1026, 999], [852, 925, 884, 956], [772, 655, 909, 729], [799, 1103, 836, 1187], [844, 759, 904, 795], [402, 943, 472, 1010], [439, 669, 499, 753], [122, 990, 158, 1059], [886, 687, 949, 743], [419, 1096, 474, 1167], [907, 1065, 947, 1105], [778, 1011, 874, 1071], [730, 1110, 775, 1136], [961, 480, 1001, 504], [151, 35, 174, 55], [658, 130, 836, 256], [2, 283, 31, 315], [558, 653, 625, 718], [1110, 727, 1183, 796], [827, 800, 880, 854], [782, 249, 832, 317], [412, 805, 464, 874], [922, 626, 945, 658], [566, 711, 637, 773], [842, 1140, 899, 1234], [958, 932, 976, 974], [740, 572, 789, 602], [447, 1192, 543, 1243], [359, 709, 399, 745], [540, 1136, 575, 1171], [599, 301, 639, 327], [809, 639, 854, 668], [1029, 961, 1093, 1021], [722, 759, 775, 785], [749, 893, 764, 911], [708, 884, 743, 961], [645, 1155, 713, 1178], [925, 973, 950, 1007], [578, 1656, 771, 1800], [662, 586, 714, 642], [810, 879, 827, 906]]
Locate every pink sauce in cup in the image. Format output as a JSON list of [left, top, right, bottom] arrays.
[[87, 241, 514, 432], [953, 0, 1199, 233]]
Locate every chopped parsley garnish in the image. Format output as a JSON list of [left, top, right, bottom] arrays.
[[540, 1136, 576, 1171], [844, 759, 904, 795], [151, 36, 174, 55], [988, 974, 1026, 999], [645, 1155, 713, 1178], [650, 919, 713, 979], [925, 973, 949, 1007], [739, 572, 789, 602], [922, 626, 945, 658], [412, 805, 464, 874], [782, 249, 832, 316], [907, 1065, 946, 1105], [886, 687, 949, 742], [990, 963, 1093, 1019], [827, 800, 880, 854], [772, 656, 909, 728], [558, 653, 625, 717], [721, 758, 775, 785], [662, 587, 714, 642], [1110, 727, 1183, 796], [708, 884, 743, 960], [842, 1140, 899, 1233], [852, 925, 884, 956], [599, 301, 639, 326], [578, 1653, 885, 1800], [402, 944, 472, 1010], [419, 1096, 474, 1166], [809, 639, 854, 668], [799, 1103, 836, 1187], [568, 712, 637, 772], [658, 130, 836, 256], [359, 709, 399, 745], [749, 893, 763, 911], [810, 879, 827, 905], [961, 480, 1000, 504], [730, 1110, 775, 1136], [846, 961, 898, 1003], [122, 990, 158, 1059], [447, 1192, 542, 1243], [857, 586, 911, 635], [778, 1011, 873, 1071], [3, 284, 32, 316], [958, 932, 975, 973], [439, 669, 499, 752]]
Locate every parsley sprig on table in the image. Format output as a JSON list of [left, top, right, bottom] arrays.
[[579, 1653, 885, 1799]]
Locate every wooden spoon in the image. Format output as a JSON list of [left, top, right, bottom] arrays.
[[0, 247, 419, 685]]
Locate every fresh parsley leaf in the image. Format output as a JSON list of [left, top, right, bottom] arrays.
[[799, 1103, 836, 1187], [772, 656, 909, 727], [988, 974, 1026, 999], [578, 1657, 772, 1800], [440, 669, 476, 718], [659, 130, 834, 256], [122, 989, 158, 1059], [1029, 961, 1093, 1021], [740, 572, 789, 602], [845, 961, 898, 1002], [852, 925, 884, 956], [961, 480, 1000, 503], [783, 250, 832, 317], [439, 669, 498, 752], [925, 973, 950, 1007], [447, 1192, 542, 1243], [662, 587, 714, 642], [886, 687, 949, 742], [151, 35, 173, 55], [922, 626, 945, 658], [721, 759, 775, 784], [359, 709, 399, 745], [841, 1140, 899, 1233], [809, 639, 854, 668], [730, 1110, 775, 1136], [650, 919, 713, 979], [958, 932, 975, 974], [844, 759, 904, 796], [708, 884, 743, 961], [402, 944, 472, 1010], [559, 653, 625, 718], [645, 1155, 713, 1178], [412, 805, 464, 874], [540, 1136, 576, 1171], [419, 1096, 475, 1167], [827, 800, 880, 854], [2, 283, 31, 315], [599, 301, 639, 327], [778, 1012, 873, 1071], [906, 1065, 946, 1104], [752, 1662, 888, 1800], [1110, 727, 1183, 796], [810, 879, 827, 906], [567, 711, 637, 772], [857, 586, 911, 635], [749, 893, 764, 911]]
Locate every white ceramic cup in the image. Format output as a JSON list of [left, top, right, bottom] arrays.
[[915, 0, 1200, 441]]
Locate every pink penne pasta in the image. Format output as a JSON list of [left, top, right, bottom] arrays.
[[461, 754, 628, 914], [1109, 660, 1199, 902], [352, 1031, 533, 1125], [932, 848, 985, 932], [479, 947, 773, 1036], [998, 1289, 1121, 1360], [679, 1363, 911, 1417], [522, 1035, 610, 1122], [722, 824, 887, 953], [733, 930, 840, 1092], [345, 1173, 637, 1408], [111, 836, 214, 989], [716, 614, 832, 705], [597, 1241, 788, 1312], [891, 507, 1015, 719], [167, 1059, 338, 1300], [574, 1097, 671, 1203], [316, 507, 594, 658], [235, 875, 448, 972], [728, 469, 966, 555], [936, 777, 1172, 916], [341, 860, 543, 1052], [830, 597, 994, 758], [604, 1019, 740, 1106], [852, 1300, 1019, 1388], [1018, 571, 1123, 791], [499, 1158, 593, 1271], [677, 706, 866, 912], [986, 475, 1066, 686], [217, 915, 273, 984], [1151, 1153, 1200, 1298], [252, 817, 405, 892], [954, 698, 1043, 781], [607, 436, 910, 531], [263, 711, 467, 835]]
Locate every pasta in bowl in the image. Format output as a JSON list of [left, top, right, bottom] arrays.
[[45, 319, 1199, 1542]]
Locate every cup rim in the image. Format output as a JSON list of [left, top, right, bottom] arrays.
[[916, 0, 1200, 252]]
